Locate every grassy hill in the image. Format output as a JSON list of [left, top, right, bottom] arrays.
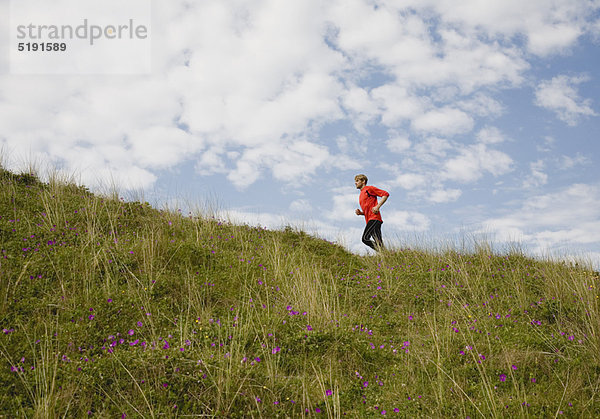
[[0, 167, 599, 417]]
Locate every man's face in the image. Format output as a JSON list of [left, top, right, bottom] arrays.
[[355, 178, 366, 189]]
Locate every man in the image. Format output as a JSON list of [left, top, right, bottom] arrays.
[[354, 174, 389, 251]]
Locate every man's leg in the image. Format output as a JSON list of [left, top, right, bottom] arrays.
[[362, 220, 383, 250], [372, 220, 384, 250]]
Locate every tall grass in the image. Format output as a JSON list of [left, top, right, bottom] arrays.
[[0, 167, 599, 417]]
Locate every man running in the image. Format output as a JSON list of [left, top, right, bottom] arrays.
[[354, 174, 389, 251]]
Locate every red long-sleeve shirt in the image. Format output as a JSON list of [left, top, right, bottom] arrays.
[[359, 185, 389, 223]]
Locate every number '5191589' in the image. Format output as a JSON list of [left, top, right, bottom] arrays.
[[18, 42, 67, 52]]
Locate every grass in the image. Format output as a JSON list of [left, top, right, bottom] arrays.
[[0, 166, 599, 417]]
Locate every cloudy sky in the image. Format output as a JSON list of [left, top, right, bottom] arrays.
[[2, 0, 600, 264]]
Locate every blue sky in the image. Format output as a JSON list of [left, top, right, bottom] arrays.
[[1, 0, 600, 265]]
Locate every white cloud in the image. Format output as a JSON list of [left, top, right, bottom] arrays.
[[386, 135, 411, 153], [522, 160, 548, 189], [412, 107, 474, 136], [481, 183, 600, 252], [341, 86, 380, 132], [165, 0, 346, 144], [335, 136, 368, 155], [59, 145, 158, 190], [414, 137, 453, 160], [330, 0, 530, 92], [404, 0, 595, 56], [195, 147, 228, 175], [330, 0, 433, 66], [443, 144, 513, 183], [476, 126, 506, 144], [271, 140, 331, 182], [371, 85, 426, 126], [527, 22, 582, 56], [329, 190, 360, 222], [538, 136, 556, 153], [392, 173, 427, 190], [458, 94, 504, 117], [290, 199, 311, 212], [559, 153, 591, 170], [128, 126, 200, 169], [226, 139, 331, 189], [535, 75, 597, 125], [220, 209, 288, 230], [429, 189, 462, 203], [385, 210, 431, 232], [329, 153, 363, 171], [335, 136, 350, 153], [433, 28, 527, 92], [0, 74, 190, 190], [227, 159, 260, 189]]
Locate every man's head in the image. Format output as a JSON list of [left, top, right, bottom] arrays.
[[354, 174, 368, 189]]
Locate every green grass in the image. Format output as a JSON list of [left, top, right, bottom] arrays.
[[0, 166, 599, 417]]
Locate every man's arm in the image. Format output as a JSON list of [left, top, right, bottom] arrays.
[[355, 208, 364, 216], [371, 194, 388, 214]]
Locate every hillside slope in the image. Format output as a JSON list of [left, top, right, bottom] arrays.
[[0, 168, 599, 417]]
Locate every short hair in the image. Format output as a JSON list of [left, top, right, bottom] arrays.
[[354, 174, 368, 183]]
